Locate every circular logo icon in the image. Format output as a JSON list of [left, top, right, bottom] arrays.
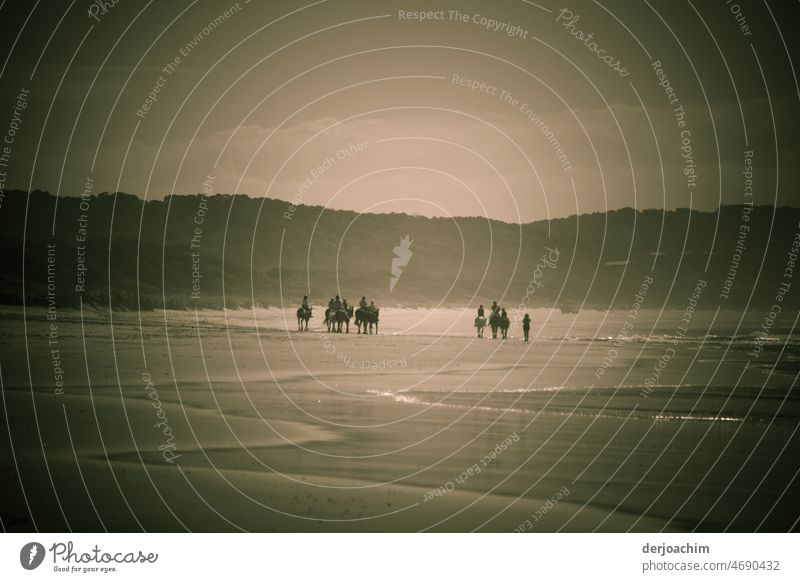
[[19, 542, 45, 570]]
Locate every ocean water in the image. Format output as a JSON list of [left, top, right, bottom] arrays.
[[186, 306, 800, 426], [366, 380, 800, 427], [4, 305, 798, 427]]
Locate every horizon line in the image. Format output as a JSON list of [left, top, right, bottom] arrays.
[[7, 188, 798, 225]]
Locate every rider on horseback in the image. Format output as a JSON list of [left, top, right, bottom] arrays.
[[333, 295, 343, 311], [478, 304, 485, 317], [297, 296, 312, 331], [491, 301, 500, 318], [359, 296, 368, 309]]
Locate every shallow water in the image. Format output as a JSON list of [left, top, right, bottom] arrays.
[[182, 306, 796, 341]]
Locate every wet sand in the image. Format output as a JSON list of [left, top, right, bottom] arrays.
[[1, 307, 798, 532]]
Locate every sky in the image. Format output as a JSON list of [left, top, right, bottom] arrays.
[[0, 0, 798, 223]]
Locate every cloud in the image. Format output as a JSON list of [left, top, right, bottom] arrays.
[[27, 94, 796, 222]]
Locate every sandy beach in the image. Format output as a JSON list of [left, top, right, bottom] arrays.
[[1, 306, 798, 532]]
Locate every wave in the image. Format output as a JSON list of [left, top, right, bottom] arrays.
[[367, 387, 798, 424], [369, 390, 749, 422]]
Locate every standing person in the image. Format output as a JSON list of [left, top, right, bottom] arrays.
[[522, 313, 531, 342]]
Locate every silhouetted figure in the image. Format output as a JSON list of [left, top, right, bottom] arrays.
[[500, 308, 510, 339], [522, 313, 531, 341], [489, 303, 502, 339], [297, 296, 312, 331], [475, 304, 487, 338], [325, 298, 336, 332], [356, 301, 380, 334]]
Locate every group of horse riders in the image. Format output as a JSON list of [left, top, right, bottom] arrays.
[[296, 294, 379, 333], [326, 295, 377, 314], [298, 295, 377, 314], [299, 296, 531, 339], [475, 301, 532, 341]]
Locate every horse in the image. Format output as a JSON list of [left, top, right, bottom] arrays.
[[489, 312, 501, 339], [326, 306, 353, 333], [499, 314, 510, 339], [296, 307, 312, 331], [355, 307, 380, 334], [474, 315, 487, 338]]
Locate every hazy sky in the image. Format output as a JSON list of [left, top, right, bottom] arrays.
[[0, 0, 797, 222]]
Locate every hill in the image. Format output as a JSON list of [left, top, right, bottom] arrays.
[[1, 190, 798, 312]]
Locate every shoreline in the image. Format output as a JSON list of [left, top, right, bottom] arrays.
[[1, 307, 797, 532]]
